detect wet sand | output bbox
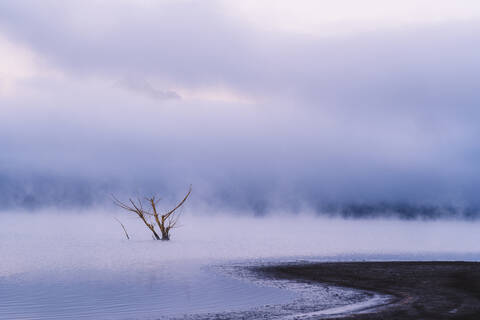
[254,261,480,319]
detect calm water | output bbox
[0,264,296,320]
[2,211,480,320]
[2,252,480,320]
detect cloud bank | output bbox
[1,1,480,217]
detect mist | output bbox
[2,210,479,278]
[3,3,480,320]
[1,1,480,218]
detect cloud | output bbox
[115,77,180,100]
[1,1,480,215]
[1,1,480,106]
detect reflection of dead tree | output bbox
[112,186,192,241]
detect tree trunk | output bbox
[161,232,170,241]
[152,231,161,240]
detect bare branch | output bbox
[114,217,130,240]
[112,186,191,241]
[162,185,192,220]
[112,194,161,240]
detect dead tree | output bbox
[114,217,130,240]
[112,186,192,241]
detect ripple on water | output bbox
[0,265,296,320]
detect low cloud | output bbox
[115,77,180,100]
[1,2,480,217]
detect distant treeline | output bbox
[1,173,479,219]
[319,203,480,220]
[0,173,102,209]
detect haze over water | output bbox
[1,1,480,319]
[1,1,480,215]
[1,212,479,319]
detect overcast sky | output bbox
[1,1,480,213]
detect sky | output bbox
[1,1,480,216]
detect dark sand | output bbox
[254,261,480,320]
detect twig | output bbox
[114,217,130,240]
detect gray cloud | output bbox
[115,77,180,100]
[1,2,480,106]
[1,1,480,217]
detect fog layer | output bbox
[2,211,480,277]
[1,1,480,216]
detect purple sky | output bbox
[1,1,480,213]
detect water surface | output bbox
[0,265,295,320]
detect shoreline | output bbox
[175,262,392,319]
[253,261,480,319]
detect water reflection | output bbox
[0,264,295,320]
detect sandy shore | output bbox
[253,261,480,319]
